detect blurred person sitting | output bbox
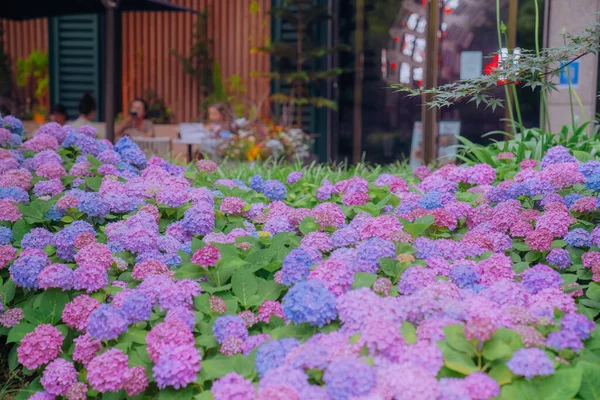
[49,103,68,125]
[207,102,233,139]
[115,97,154,138]
[70,93,97,128]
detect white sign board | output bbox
[460,51,483,80]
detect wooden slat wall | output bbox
[121,0,271,122]
[1,0,270,123]
[2,18,49,110]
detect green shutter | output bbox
[49,15,102,121]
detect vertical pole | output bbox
[353,0,365,164]
[104,5,116,143]
[422,0,439,165]
[504,0,518,134]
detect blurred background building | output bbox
[1,0,598,162]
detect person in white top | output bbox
[69,93,105,137]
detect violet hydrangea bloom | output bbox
[282,280,337,327]
[506,348,555,379]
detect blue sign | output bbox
[559,61,580,88]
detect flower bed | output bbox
[1,117,600,400]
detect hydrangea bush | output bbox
[1,117,600,399]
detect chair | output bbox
[131,136,172,159]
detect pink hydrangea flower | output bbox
[41,358,78,396]
[62,294,101,332]
[17,324,63,369]
[87,349,129,393]
[191,244,221,268]
[0,199,22,222]
[123,366,149,396]
[72,333,102,366]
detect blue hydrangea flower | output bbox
[255,338,300,377]
[53,220,96,261]
[563,194,583,209]
[283,280,337,327]
[2,115,24,136]
[526,179,556,196]
[521,264,563,294]
[181,205,214,236]
[262,180,287,201]
[250,175,264,192]
[45,205,65,222]
[585,174,600,192]
[396,200,420,214]
[507,348,555,379]
[0,187,29,203]
[486,187,510,203]
[121,292,153,324]
[578,161,600,178]
[449,265,481,291]
[419,191,444,210]
[507,182,531,199]
[331,226,359,248]
[21,228,54,250]
[281,247,314,285]
[546,330,583,352]
[564,228,592,248]
[541,146,575,168]
[0,226,12,245]
[9,252,49,289]
[561,313,595,340]
[546,248,572,270]
[87,304,129,340]
[213,315,248,344]
[356,237,396,273]
[323,358,376,400]
[78,192,110,218]
[74,135,100,156]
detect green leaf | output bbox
[0,279,16,304]
[22,308,49,325]
[256,278,283,301]
[380,258,403,278]
[38,289,70,325]
[488,364,514,385]
[400,321,417,344]
[196,334,218,349]
[213,263,239,286]
[537,366,582,400]
[524,251,541,263]
[352,272,378,289]
[102,390,126,400]
[158,385,194,400]
[482,337,513,361]
[12,219,31,245]
[512,262,528,274]
[199,354,256,381]
[194,392,214,400]
[578,361,600,400]
[443,324,475,355]
[270,323,314,340]
[299,216,319,235]
[7,323,36,343]
[497,379,540,400]
[85,176,103,191]
[587,283,600,302]
[121,328,147,345]
[231,268,258,306]
[440,342,479,375]
[574,150,594,162]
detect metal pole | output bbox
[104,4,116,143]
[422,0,439,165]
[352,0,364,164]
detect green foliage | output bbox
[144,89,173,124]
[171,10,213,112]
[252,0,348,126]
[15,50,48,102]
[392,22,600,111]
